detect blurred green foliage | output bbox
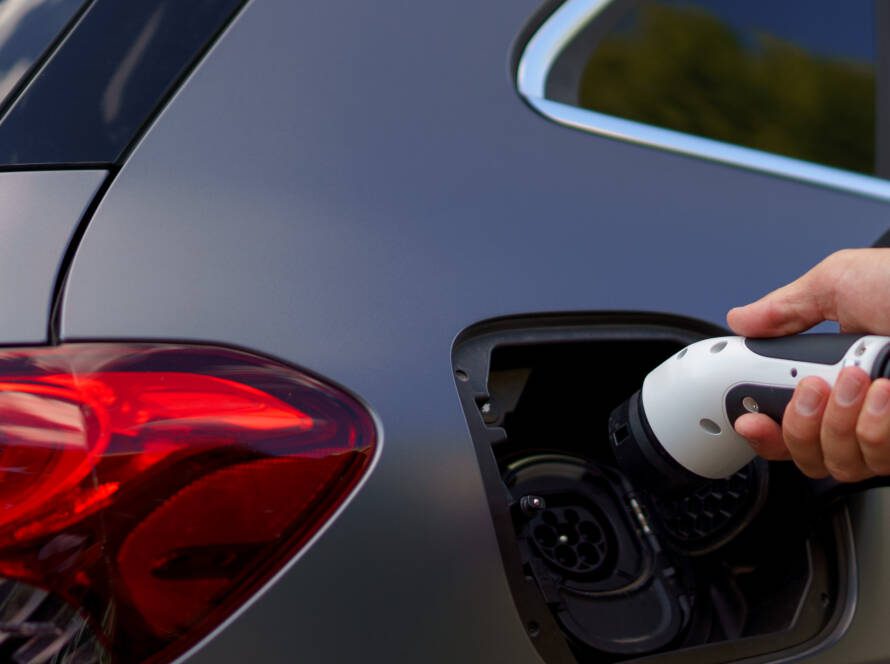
[578,3,875,174]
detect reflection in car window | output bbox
[547,0,878,176]
[0,0,246,166]
[0,0,86,104]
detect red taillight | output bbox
[0,343,377,662]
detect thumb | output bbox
[734,413,790,460]
[727,263,836,337]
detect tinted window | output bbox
[0,0,86,105]
[547,0,880,176]
[0,0,246,166]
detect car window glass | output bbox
[0,0,86,105]
[545,0,881,177]
[0,0,246,166]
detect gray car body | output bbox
[2,0,890,661]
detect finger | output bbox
[856,379,890,475]
[820,367,873,482]
[734,413,790,460]
[727,254,843,337]
[782,376,831,478]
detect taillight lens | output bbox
[0,343,377,662]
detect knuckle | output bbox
[823,460,867,483]
[822,417,854,439]
[866,460,890,476]
[856,423,889,449]
[825,249,853,267]
[783,418,816,446]
[760,300,790,331]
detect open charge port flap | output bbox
[452,313,855,664]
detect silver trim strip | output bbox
[516,0,890,202]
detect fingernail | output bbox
[866,386,890,415]
[836,371,866,406]
[796,383,824,416]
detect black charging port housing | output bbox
[452,312,855,664]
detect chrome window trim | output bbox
[516,0,890,202]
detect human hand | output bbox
[728,249,890,481]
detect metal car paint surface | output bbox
[0,170,104,345]
[46,0,890,662]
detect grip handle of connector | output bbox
[641,335,890,480]
[745,334,866,365]
[724,337,890,427]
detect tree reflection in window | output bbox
[574,2,875,175]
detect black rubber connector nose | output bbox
[871,342,890,380]
[608,391,708,496]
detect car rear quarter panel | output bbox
[0,169,104,345]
